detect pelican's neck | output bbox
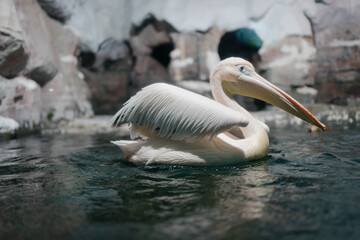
[210,74,252,119]
[211,79,239,110]
[210,71,259,137]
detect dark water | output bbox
[0,126,360,240]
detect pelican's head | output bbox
[211,57,327,131]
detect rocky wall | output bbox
[1,0,359,136]
[63,0,359,113]
[0,0,93,135]
[310,0,360,104]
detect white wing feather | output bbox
[111,83,249,142]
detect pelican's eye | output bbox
[237,65,251,75]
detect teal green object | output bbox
[235,28,263,51]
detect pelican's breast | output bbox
[215,125,269,161]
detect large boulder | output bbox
[78,37,134,114]
[131,55,170,94]
[24,61,58,87]
[0,76,42,128]
[130,24,171,56]
[128,20,175,94]
[169,33,199,81]
[169,27,222,82]
[82,68,131,115]
[36,0,74,22]
[0,33,28,78]
[197,27,223,81]
[92,38,132,71]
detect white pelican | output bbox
[111,57,327,166]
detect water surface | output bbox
[0,126,359,240]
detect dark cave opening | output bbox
[150,42,174,68]
[218,28,262,61]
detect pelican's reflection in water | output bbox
[101,162,275,239]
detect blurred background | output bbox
[0,0,359,134]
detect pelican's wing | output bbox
[111,83,249,142]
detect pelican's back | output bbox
[112,83,249,142]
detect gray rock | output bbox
[0,0,93,128]
[37,0,74,22]
[0,33,28,78]
[24,61,58,87]
[197,27,223,80]
[169,32,200,81]
[81,68,130,114]
[127,21,175,94]
[131,55,170,94]
[169,27,223,82]
[310,0,360,103]
[130,24,172,56]
[0,76,42,128]
[93,38,132,71]
[259,36,317,90]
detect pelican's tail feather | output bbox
[111,140,140,155]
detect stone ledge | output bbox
[252,104,360,131]
[1,104,358,140]
[41,115,129,135]
[43,104,360,136]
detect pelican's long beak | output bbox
[233,72,327,131]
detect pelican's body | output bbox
[111,58,327,166]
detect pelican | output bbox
[111,57,327,166]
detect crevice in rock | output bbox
[150,42,174,68]
[78,44,96,69]
[13,95,23,103]
[37,0,73,23]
